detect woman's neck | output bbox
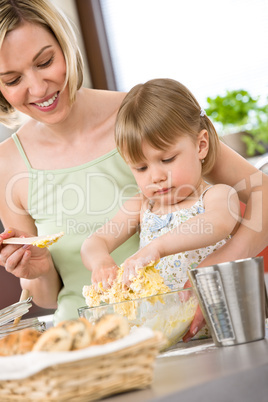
[15,88,120,169]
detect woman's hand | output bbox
[0,228,52,280]
[122,244,160,287]
[182,304,206,342]
[181,278,206,343]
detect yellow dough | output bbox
[32,231,64,248]
[83,261,170,308]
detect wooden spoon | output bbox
[3,232,64,248]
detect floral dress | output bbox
[140,187,230,290]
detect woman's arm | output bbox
[0,143,61,309]
[183,143,268,343]
[0,227,62,309]
[204,142,268,262]
[20,251,62,309]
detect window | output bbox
[99,0,268,108]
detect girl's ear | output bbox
[197,129,209,160]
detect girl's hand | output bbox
[91,263,118,291]
[0,228,52,280]
[122,244,160,287]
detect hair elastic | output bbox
[200,109,206,117]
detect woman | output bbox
[0,1,267,337]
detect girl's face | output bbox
[0,22,69,125]
[129,131,209,209]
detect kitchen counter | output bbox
[38,275,268,401]
[102,275,268,402]
[105,336,268,402]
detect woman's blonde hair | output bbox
[115,78,219,176]
[0,0,84,127]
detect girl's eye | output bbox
[162,156,176,163]
[37,55,54,68]
[136,166,147,172]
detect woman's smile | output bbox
[31,91,59,111]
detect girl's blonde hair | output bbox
[0,0,84,127]
[115,78,219,176]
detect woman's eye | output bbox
[2,56,54,86]
[4,77,21,86]
[38,55,54,68]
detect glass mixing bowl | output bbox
[78,288,198,350]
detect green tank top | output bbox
[12,133,139,324]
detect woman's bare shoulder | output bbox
[0,133,25,176]
[0,134,16,159]
[84,88,126,112]
[81,88,127,146]
[91,88,126,100]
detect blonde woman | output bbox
[0,1,267,338]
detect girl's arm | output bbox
[81,194,142,288]
[122,184,240,285]
[158,184,240,257]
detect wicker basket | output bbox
[0,331,163,402]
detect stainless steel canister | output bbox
[188,257,266,346]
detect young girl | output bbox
[81,78,241,291]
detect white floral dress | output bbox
[140,187,230,290]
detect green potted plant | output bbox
[205,89,268,157]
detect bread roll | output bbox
[0,332,19,356]
[57,317,93,350]
[0,316,129,355]
[32,326,73,352]
[93,314,130,345]
[0,328,42,356]
[17,328,42,354]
